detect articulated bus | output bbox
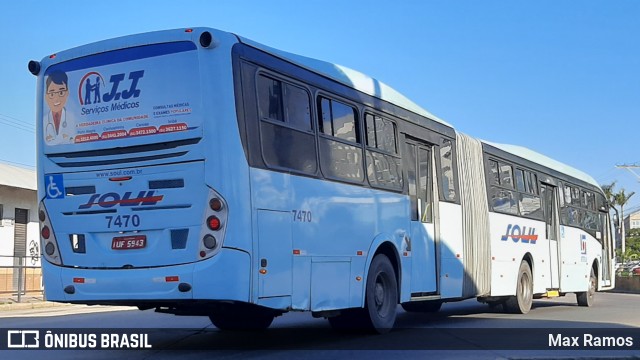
[30,27,615,333]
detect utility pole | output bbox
[616,163,639,258]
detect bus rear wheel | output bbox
[363,254,398,333]
[503,260,533,314]
[576,268,596,307]
[209,303,275,331]
[326,254,398,333]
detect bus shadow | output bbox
[151,304,638,351]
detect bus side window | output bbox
[515,168,526,192]
[258,74,312,132]
[439,139,457,201]
[406,143,418,221]
[318,97,359,143]
[488,160,500,185]
[317,96,363,182]
[257,75,283,121]
[256,74,317,175]
[283,83,312,131]
[527,172,538,195]
[498,162,514,189]
[418,147,433,223]
[365,113,402,190]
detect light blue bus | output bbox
[30,27,615,333]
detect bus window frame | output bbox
[436,137,459,203]
[363,110,403,191]
[315,91,365,185]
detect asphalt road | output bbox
[2,291,640,359]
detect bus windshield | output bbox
[41,41,203,153]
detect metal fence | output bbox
[0,255,43,302]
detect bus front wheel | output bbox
[503,260,533,314]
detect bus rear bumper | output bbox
[42,248,250,304]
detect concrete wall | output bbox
[0,185,39,267]
[612,276,640,294]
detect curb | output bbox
[0,300,73,312]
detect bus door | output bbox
[599,211,613,287]
[405,140,438,294]
[541,183,561,289]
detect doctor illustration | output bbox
[44,70,75,144]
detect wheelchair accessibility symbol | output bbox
[45,174,65,199]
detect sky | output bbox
[1,0,639,212]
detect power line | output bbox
[0,120,34,133]
[617,164,640,182]
[0,113,35,133]
[0,112,33,125]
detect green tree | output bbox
[602,182,637,259]
[602,181,617,208]
[616,248,637,265]
[627,229,640,255]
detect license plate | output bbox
[112,235,146,250]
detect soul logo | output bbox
[79,191,162,209]
[500,224,538,244]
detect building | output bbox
[624,209,640,235]
[0,162,40,294]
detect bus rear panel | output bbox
[37,29,250,307]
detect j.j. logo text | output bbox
[78,71,144,105]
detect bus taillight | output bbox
[203,235,217,249]
[39,202,63,265]
[45,242,56,256]
[209,198,223,212]
[199,189,228,260]
[207,216,221,231]
[41,226,50,239]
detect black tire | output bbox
[209,303,275,331]
[576,267,597,307]
[503,260,533,314]
[402,301,442,313]
[362,254,398,333]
